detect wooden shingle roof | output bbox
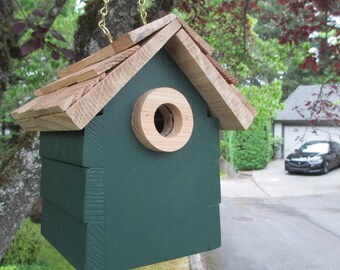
[12,14,256,131]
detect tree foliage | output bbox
[0,0,80,161]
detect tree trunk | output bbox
[0,133,40,259]
[0,0,175,260]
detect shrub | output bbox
[1,219,42,266]
[228,121,272,171]
[225,82,283,170]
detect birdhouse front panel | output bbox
[102,49,221,269]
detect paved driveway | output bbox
[193,160,340,270]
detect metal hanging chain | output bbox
[98,0,113,43]
[138,0,147,25]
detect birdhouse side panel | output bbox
[102,49,221,269]
[39,115,105,270]
[40,115,104,167]
[41,200,87,270]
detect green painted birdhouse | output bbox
[12,15,256,270]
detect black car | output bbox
[285,141,340,174]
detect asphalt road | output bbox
[195,160,340,270]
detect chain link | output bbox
[98,0,113,43]
[138,0,147,25]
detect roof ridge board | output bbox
[35,46,139,97]
[111,13,177,53]
[64,19,182,130]
[57,14,176,79]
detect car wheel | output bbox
[323,161,329,174]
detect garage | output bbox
[283,125,340,157]
[273,85,340,158]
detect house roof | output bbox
[276,84,340,122]
[12,14,256,131]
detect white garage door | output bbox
[283,125,340,157]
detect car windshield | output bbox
[300,142,329,154]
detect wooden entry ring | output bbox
[131,87,194,152]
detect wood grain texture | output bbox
[36,74,106,116]
[131,87,194,152]
[82,116,104,167]
[13,15,253,132]
[165,29,256,130]
[12,75,104,121]
[66,19,181,130]
[73,46,139,83]
[84,168,104,222]
[35,75,77,96]
[86,222,105,270]
[177,18,214,55]
[12,92,60,120]
[16,112,80,131]
[39,116,104,167]
[229,83,257,117]
[111,14,176,53]
[35,46,138,97]
[205,54,239,85]
[57,45,115,78]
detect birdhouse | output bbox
[12,15,256,270]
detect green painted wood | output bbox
[42,201,105,270]
[40,115,104,167]
[41,200,87,270]
[103,49,221,269]
[84,168,105,222]
[41,158,104,222]
[86,222,105,270]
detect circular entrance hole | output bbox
[131,87,193,152]
[154,105,174,137]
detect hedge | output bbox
[228,121,272,171]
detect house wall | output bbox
[273,123,283,158]
[103,49,221,269]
